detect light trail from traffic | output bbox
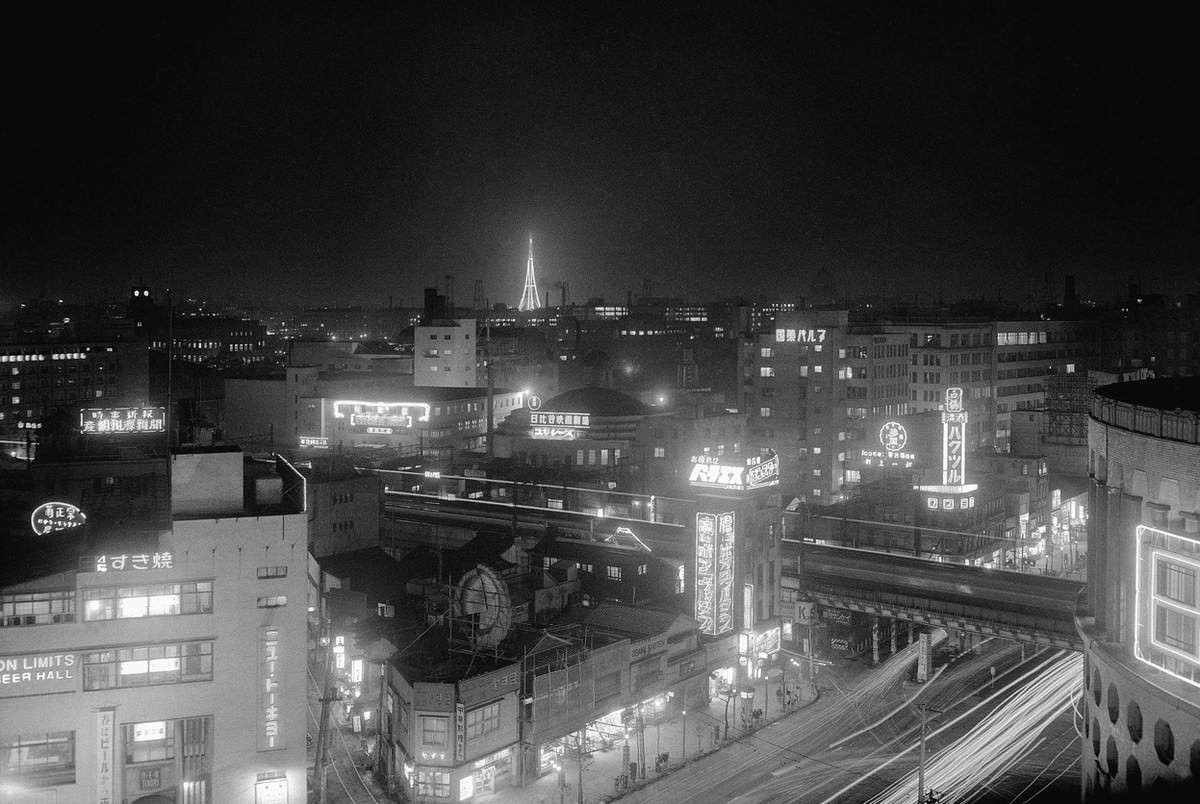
[860,652,1081,804]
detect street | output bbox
[614,636,1079,804]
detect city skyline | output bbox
[6,5,1197,311]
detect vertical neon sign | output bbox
[717,512,736,635]
[941,387,967,486]
[695,513,716,634]
[259,627,283,750]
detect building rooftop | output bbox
[578,602,689,638]
[1095,377,1200,413]
[543,386,647,417]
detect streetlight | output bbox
[681,708,687,763]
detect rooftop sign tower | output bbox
[517,235,541,312]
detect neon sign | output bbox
[333,400,429,433]
[717,513,735,634]
[925,493,975,511]
[695,513,716,634]
[530,412,589,428]
[695,511,736,636]
[81,407,166,435]
[299,435,330,448]
[531,427,580,441]
[688,451,779,492]
[862,422,916,467]
[775,328,827,343]
[880,421,907,451]
[81,552,173,572]
[941,388,967,486]
[259,627,283,750]
[30,501,87,535]
[1135,525,1200,689]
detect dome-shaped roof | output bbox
[542,386,648,417]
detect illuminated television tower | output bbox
[517,236,541,312]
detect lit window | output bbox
[83,582,212,621]
[607,566,623,581]
[653,447,665,458]
[84,641,213,689]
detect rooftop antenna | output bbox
[518,235,541,311]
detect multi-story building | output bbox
[0,446,310,803]
[415,320,478,388]
[0,341,150,451]
[742,310,911,504]
[992,318,1100,451]
[897,320,996,449]
[303,458,383,558]
[1079,377,1200,799]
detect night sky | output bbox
[5,3,1197,311]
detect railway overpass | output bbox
[371,471,1084,651]
[788,543,1085,651]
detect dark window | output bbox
[1154,719,1175,766]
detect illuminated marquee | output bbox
[299,435,330,448]
[688,450,779,492]
[81,407,166,435]
[30,501,87,535]
[775,328,827,343]
[753,624,782,657]
[530,411,589,427]
[530,411,590,440]
[333,400,429,434]
[941,387,967,486]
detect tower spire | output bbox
[518,235,541,312]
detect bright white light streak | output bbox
[860,652,1082,804]
[817,649,1073,804]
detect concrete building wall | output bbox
[0,510,310,804]
[1079,382,1200,799]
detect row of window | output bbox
[4,571,287,627]
[83,641,214,690]
[0,716,213,790]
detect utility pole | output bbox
[576,725,584,804]
[313,622,339,804]
[637,703,646,779]
[916,705,941,804]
